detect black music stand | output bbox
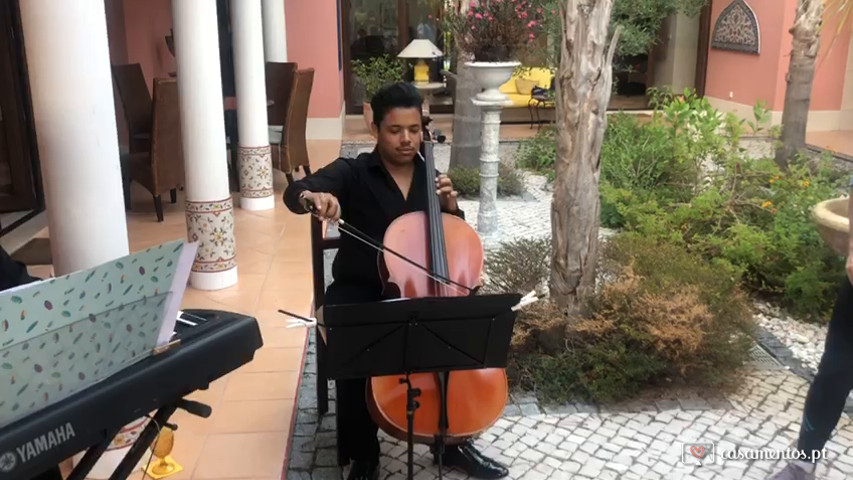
[317,292,522,480]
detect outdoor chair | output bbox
[126,77,185,222]
[112,63,152,154]
[273,68,315,184]
[310,214,347,465]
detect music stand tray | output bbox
[315,293,522,479]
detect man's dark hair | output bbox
[370,82,423,128]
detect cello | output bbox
[364,134,508,471]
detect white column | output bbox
[233,0,275,211]
[19,0,130,274]
[262,0,288,62]
[173,0,238,290]
[19,2,135,477]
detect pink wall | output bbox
[122,0,175,94]
[285,0,343,118]
[705,0,850,111]
[106,0,343,119]
[705,0,791,109]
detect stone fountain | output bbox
[812,197,849,256]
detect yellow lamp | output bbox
[398,39,443,84]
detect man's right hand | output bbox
[300,191,341,222]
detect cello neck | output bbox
[422,140,450,290]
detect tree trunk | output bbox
[549,0,619,314]
[775,0,824,170]
[448,0,481,170]
[449,59,483,169]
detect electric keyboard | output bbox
[0,309,263,480]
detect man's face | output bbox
[372,107,422,167]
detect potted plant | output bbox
[351,56,405,130]
[448,0,543,102]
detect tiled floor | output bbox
[31,140,341,480]
[806,129,853,158]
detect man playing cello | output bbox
[282,83,509,480]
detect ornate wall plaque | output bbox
[711,0,760,54]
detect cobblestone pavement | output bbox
[287,330,853,480]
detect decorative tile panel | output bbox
[239,145,274,199]
[711,0,760,54]
[185,198,237,274]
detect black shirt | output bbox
[283,148,464,294]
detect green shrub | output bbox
[483,236,551,294]
[506,234,754,404]
[599,89,847,323]
[448,163,525,197]
[515,126,556,179]
[620,152,847,322]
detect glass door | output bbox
[405,0,452,114]
[344,0,403,111]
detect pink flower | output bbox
[551,9,556,14]
[529,33,535,39]
[537,7,542,13]
[428,14,433,19]
[475,12,482,19]
[471,25,476,30]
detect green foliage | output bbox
[503,235,754,404]
[448,163,525,197]
[611,0,708,57]
[515,125,556,180]
[602,90,848,322]
[483,237,551,294]
[351,56,405,100]
[525,0,709,67]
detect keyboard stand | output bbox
[65,399,210,480]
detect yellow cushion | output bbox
[498,67,554,96]
[515,78,537,95]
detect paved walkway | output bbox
[287,330,853,480]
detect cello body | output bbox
[365,141,508,446]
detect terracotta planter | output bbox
[363,102,374,134]
[812,197,849,256]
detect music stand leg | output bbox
[401,374,421,480]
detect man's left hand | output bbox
[436,174,458,212]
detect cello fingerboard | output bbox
[423,141,450,294]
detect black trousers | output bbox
[797,277,853,461]
[325,281,383,465]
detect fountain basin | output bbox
[812,197,849,256]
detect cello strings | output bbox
[335,219,472,296]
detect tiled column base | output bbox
[239,145,274,211]
[185,197,238,290]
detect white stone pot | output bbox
[466,61,521,104]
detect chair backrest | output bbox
[149,77,185,193]
[311,216,340,313]
[111,64,152,140]
[265,61,298,127]
[282,68,314,171]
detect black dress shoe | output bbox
[435,440,509,479]
[346,460,380,480]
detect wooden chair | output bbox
[265,61,297,140]
[310,214,348,465]
[127,77,185,222]
[273,68,314,183]
[112,63,152,154]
